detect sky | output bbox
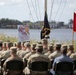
[0,0,76,23]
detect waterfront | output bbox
[0,29,76,42]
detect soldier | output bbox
[2,42,7,51]
[41,38,48,54]
[67,44,74,57]
[23,43,36,61]
[0,41,3,59]
[45,45,54,56]
[16,42,23,57]
[51,46,74,75]
[3,47,23,75]
[49,43,61,61]
[18,42,31,58]
[23,43,36,67]
[26,44,50,75]
[16,42,22,50]
[61,44,67,49]
[1,42,13,60]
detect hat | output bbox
[62,44,67,49]
[35,44,43,50]
[3,42,7,47]
[37,41,42,44]
[31,43,36,48]
[10,47,17,53]
[41,38,48,44]
[48,45,53,50]
[42,38,47,41]
[24,42,30,47]
[54,42,61,47]
[7,42,13,48]
[68,44,73,49]
[10,47,17,50]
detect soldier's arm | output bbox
[3,59,8,71]
[48,58,51,70]
[27,57,32,69]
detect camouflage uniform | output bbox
[48,51,61,60]
[27,53,50,75]
[17,42,31,58]
[1,50,10,59]
[41,38,48,54]
[45,51,51,56]
[48,43,61,60]
[67,44,74,57]
[23,51,36,61]
[3,47,23,75]
[70,52,76,60]
[18,49,30,58]
[24,43,50,75]
[45,45,53,56]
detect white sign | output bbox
[18,25,30,42]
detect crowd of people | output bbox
[0,39,76,75]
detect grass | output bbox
[0,34,17,42]
[0,34,76,50]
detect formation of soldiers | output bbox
[0,39,75,75]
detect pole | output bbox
[72,10,75,48]
[45,0,47,13]
[72,31,74,45]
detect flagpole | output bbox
[72,31,74,45]
[45,0,47,13]
[72,11,75,48]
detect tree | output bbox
[57,22,64,28]
[68,19,73,24]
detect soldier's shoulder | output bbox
[30,53,37,58]
[70,53,76,57]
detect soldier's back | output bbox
[27,53,50,75]
[23,51,36,60]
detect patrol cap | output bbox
[35,44,43,50]
[68,44,74,49]
[10,47,17,53]
[62,44,67,49]
[54,42,61,47]
[10,47,17,50]
[37,41,42,44]
[16,42,22,48]
[31,43,36,48]
[24,42,31,47]
[3,42,7,47]
[48,45,53,51]
[42,38,47,41]
[7,42,13,48]
[13,42,17,47]
[31,43,37,50]
[41,38,48,44]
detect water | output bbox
[0,29,76,42]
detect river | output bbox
[0,29,76,42]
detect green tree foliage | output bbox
[0,18,22,25]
